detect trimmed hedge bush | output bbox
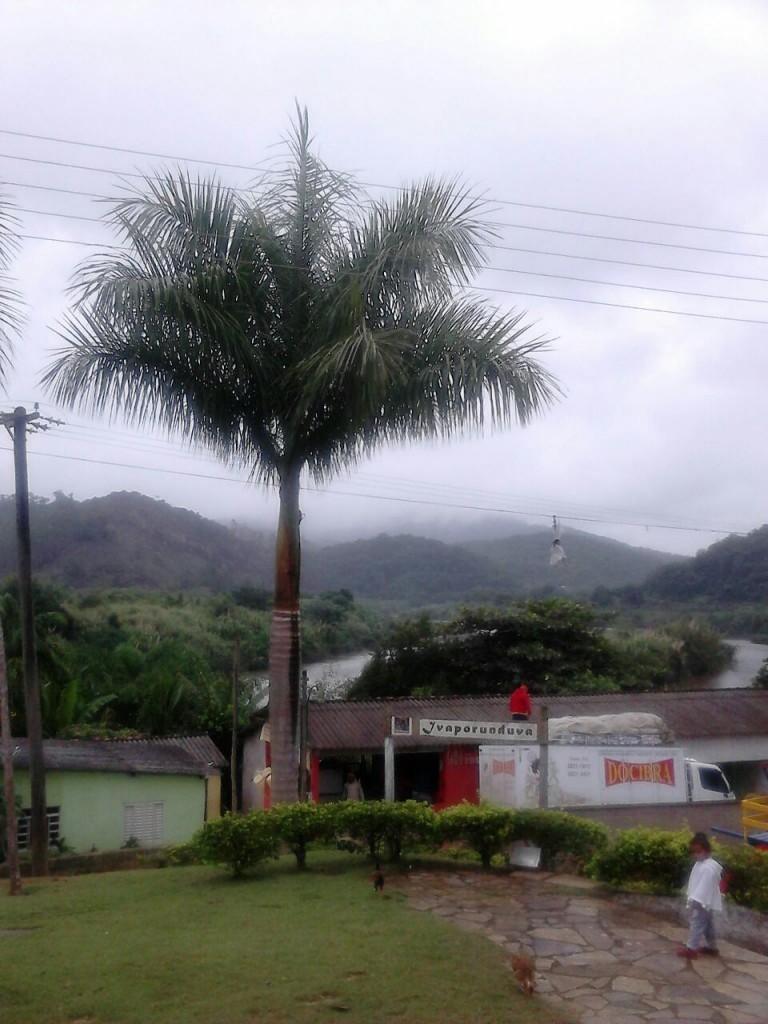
[719,844,768,913]
[513,810,609,871]
[268,802,335,869]
[587,826,691,894]
[588,825,768,913]
[437,802,517,869]
[193,811,280,877]
[332,800,436,866]
[189,802,622,888]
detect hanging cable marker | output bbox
[549,515,566,565]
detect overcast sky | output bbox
[1,0,767,558]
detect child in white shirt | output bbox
[677,831,722,959]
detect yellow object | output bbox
[741,793,768,842]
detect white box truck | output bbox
[479,713,734,809]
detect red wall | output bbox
[435,745,479,809]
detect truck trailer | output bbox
[479,713,734,809]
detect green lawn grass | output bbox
[0,853,571,1024]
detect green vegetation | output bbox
[0,578,381,740]
[335,799,438,866]
[438,802,519,869]
[587,825,768,912]
[0,492,681,605]
[0,856,568,1024]
[0,491,275,592]
[192,802,608,878]
[605,525,768,643]
[587,826,691,894]
[349,600,732,698]
[753,657,768,688]
[642,526,768,605]
[192,810,280,877]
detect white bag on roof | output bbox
[548,712,674,744]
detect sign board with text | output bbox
[418,719,537,742]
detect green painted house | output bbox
[7,736,226,854]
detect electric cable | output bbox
[0,442,751,539]
[3,125,767,238]
[9,181,768,281]
[13,207,768,305]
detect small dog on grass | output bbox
[510,952,536,996]
[372,870,385,891]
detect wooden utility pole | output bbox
[231,636,240,813]
[298,670,309,802]
[1,406,47,875]
[0,617,22,894]
[539,704,549,809]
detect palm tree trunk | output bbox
[1,619,23,894]
[268,463,302,804]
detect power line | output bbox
[350,470,748,531]
[1,150,167,181]
[16,229,768,323]
[12,411,748,533]
[35,417,754,531]
[495,246,768,285]
[3,125,767,239]
[0,127,273,173]
[485,221,768,260]
[13,207,768,305]
[3,180,106,201]
[16,206,102,223]
[465,285,768,326]
[489,266,768,304]
[10,179,768,282]
[6,153,768,257]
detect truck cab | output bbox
[685,759,735,802]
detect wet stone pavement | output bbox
[393,870,768,1024]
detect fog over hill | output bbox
[0,491,686,604]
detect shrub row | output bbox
[587,826,768,913]
[191,800,609,877]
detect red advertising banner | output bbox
[604,756,676,787]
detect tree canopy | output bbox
[348,599,733,698]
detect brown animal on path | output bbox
[372,870,385,891]
[510,952,536,995]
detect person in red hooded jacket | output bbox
[509,684,531,721]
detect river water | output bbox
[304,639,768,695]
[303,651,373,695]
[701,639,767,689]
[253,639,767,703]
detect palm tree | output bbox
[43,111,560,803]
[0,192,22,386]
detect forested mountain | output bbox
[640,526,768,603]
[0,491,273,590]
[301,530,678,603]
[0,490,681,602]
[302,534,500,603]
[460,530,678,597]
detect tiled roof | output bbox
[307,689,768,752]
[9,735,227,776]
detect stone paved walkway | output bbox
[394,870,768,1024]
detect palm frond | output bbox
[255,105,360,274]
[288,298,559,480]
[345,178,494,310]
[42,116,559,491]
[0,192,23,384]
